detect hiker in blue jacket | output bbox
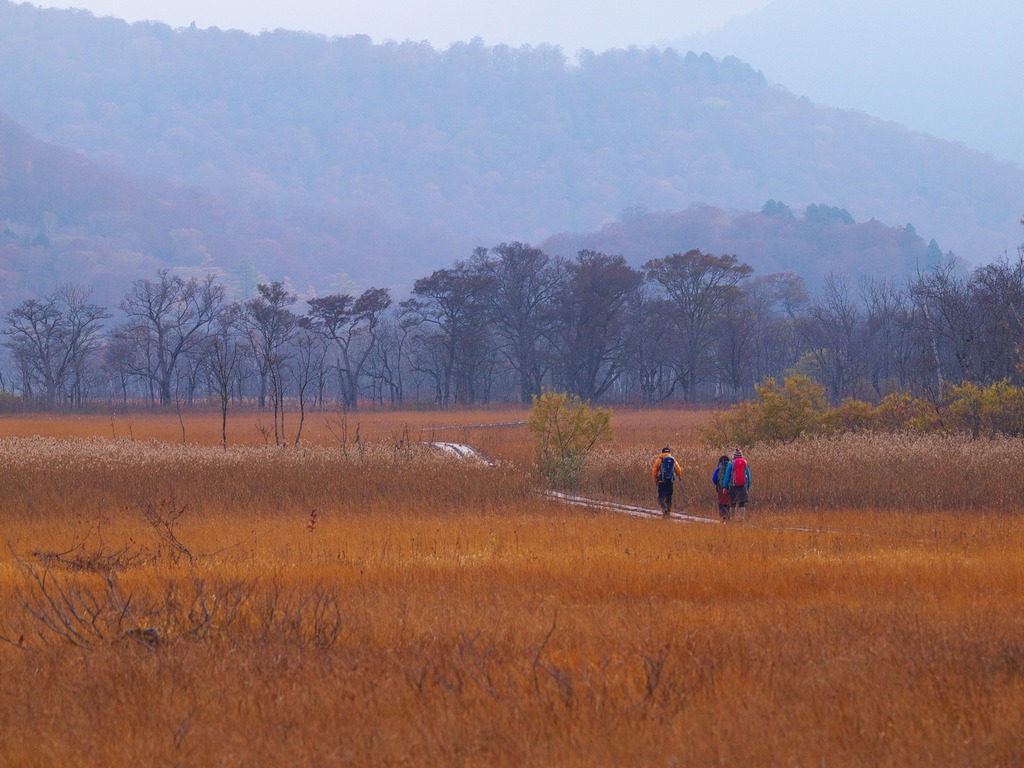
[723,448,752,521]
[712,454,732,520]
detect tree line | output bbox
[3,236,1024,427]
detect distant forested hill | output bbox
[0,108,478,307]
[0,107,941,310]
[543,203,946,291]
[0,0,1022,298]
[0,111,201,306]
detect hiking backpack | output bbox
[715,460,729,489]
[731,457,747,486]
[658,454,676,483]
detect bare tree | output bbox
[116,271,225,405]
[366,313,413,406]
[800,272,866,402]
[624,287,678,403]
[909,262,980,397]
[290,322,329,445]
[862,277,916,397]
[472,242,562,404]
[713,294,757,400]
[644,249,753,400]
[970,254,1024,384]
[3,284,109,407]
[744,272,809,387]
[203,303,246,448]
[404,264,495,405]
[306,287,392,410]
[241,282,297,445]
[552,250,641,400]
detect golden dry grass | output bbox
[0,408,1022,766]
[0,403,707,447]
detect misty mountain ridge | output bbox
[0,0,1022,303]
[0,109,951,308]
[672,0,1024,167]
[0,110,457,307]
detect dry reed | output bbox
[0,410,1021,766]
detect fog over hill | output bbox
[0,0,1022,301]
[0,108,943,310]
[672,0,1024,167]
[542,203,946,292]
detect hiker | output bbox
[651,446,682,517]
[711,454,732,521]
[723,448,752,521]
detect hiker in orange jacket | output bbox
[651,446,683,518]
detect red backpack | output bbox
[731,457,747,486]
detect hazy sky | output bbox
[39,0,772,52]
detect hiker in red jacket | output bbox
[651,446,683,517]
[723,448,752,521]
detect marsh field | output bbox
[1,407,1022,767]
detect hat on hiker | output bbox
[734,449,743,457]
[662,446,671,453]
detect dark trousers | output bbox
[657,481,675,513]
